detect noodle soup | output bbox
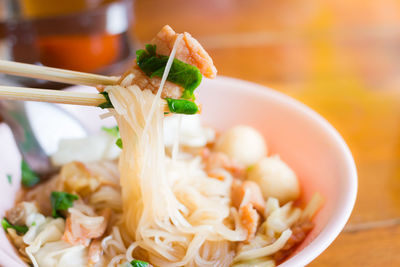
[0,26,332,267]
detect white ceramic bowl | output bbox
[0,76,357,266]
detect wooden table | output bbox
[135,0,400,266]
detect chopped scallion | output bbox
[1,218,28,234]
[21,160,39,187]
[165,98,199,115]
[50,191,78,218]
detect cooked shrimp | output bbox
[62,216,88,246]
[273,219,314,263]
[62,207,111,247]
[232,179,264,240]
[204,150,246,179]
[239,203,260,241]
[118,25,217,99]
[60,161,119,197]
[151,25,217,79]
[119,66,182,99]
[231,180,265,213]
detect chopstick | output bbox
[0,60,120,86]
[0,85,171,112]
[0,85,106,106]
[0,60,170,112]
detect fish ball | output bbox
[247,156,299,203]
[215,125,267,166]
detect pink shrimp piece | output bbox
[62,208,111,247]
[239,203,260,241]
[151,25,217,79]
[231,179,265,213]
[118,25,217,99]
[204,151,246,179]
[119,66,182,99]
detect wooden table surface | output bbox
[135,0,400,266]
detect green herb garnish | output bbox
[98,92,114,109]
[130,260,149,267]
[102,126,119,137]
[21,160,39,187]
[1,218,28,234]
[115,138,123,149]
[102,126,123,149]
[6,174,12,184]
[50,191,78,218]
[136,44,202,100]
[165,98,199,115]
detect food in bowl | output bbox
[2,26,322,267]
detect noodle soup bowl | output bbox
[0,76,357,266]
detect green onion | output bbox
[130,260,149,267]
[165,98,199,115]
[1,218,28,234]
[21,160,39,187]
[102,126,119,138]
[50,191,78,218]
[136,44,202,100]
[102,126,123,149]
[116,138,123,149]
[6,174,12,184]
[98,92,114,109]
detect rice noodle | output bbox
[104,35,245,266]
[233,229,292,263]
[172,115,182,161]
[107,254,125,267]
[126,242,140,262]
[301,193,324,221]
[143,34,183,136]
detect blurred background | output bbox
[0,0,136,87]
[1,0,400,265]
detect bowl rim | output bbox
[209,76,358,266]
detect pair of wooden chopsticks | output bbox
[0,60,120,106]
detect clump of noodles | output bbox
[104,37,246,266]
[232,194,323,266]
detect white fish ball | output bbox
[215,125,267,166]
[247,156,300,203]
